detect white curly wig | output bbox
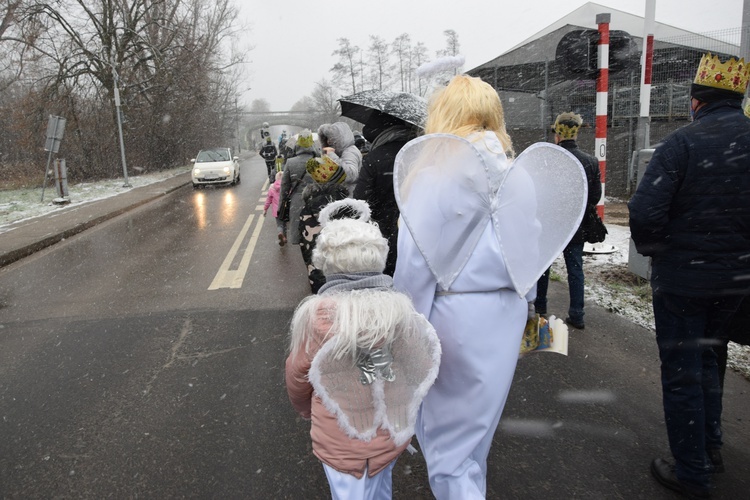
[312,199,388,275]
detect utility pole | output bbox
[111,62,131,187]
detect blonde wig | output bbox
[424,74,514,157]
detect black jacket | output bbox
[259,143,277,162]
[629,99,750,296]
[558,139,602,245]
[353,126,416,275]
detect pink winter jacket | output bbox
[264,180,281,218]
[285,297,410,479]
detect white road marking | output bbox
[208,209,265,290]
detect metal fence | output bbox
[503,27,747,197]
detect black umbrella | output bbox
[339,90,428,129]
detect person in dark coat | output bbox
[259,136,278,184]
[534,112,601,329]
[279,131,316,247]
[629,53,750,499]
[299,156,349,293]
[353,111,420,276]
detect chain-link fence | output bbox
[474,27,747,198]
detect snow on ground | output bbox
[547,224,750,381]
[1,173,748,380]
[0,167,190,230]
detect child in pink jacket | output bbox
[264,171,287,246]
[285,199,440,499]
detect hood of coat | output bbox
[318,122,355,154]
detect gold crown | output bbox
[693,53,750,94]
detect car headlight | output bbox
[193,168,201,175]
[223,166,231,174]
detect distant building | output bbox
[467,1,741,197]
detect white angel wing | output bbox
[309,312,441,445]
[394,134,491,290]
[309,341,380,442]
[493,143,587,296]
[381,313,441,445]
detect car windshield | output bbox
[196,149,230,162]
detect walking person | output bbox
[393,74,585,498]
[263,171,287,246]
[285,199,441,500]
[279,130,316,249]
[299,155,349,293]
[629,53,750,499]
[318,122,363,196]
[353,110,420,276]
[259,136,278,185]
[534,112,602,329]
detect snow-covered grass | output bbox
[0,166,190,230]
[547,224,750,381]
[1,174,748,381]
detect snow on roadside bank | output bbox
[0,166,190,231]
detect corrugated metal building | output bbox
[467,1,741,197]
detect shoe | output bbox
[650,458,711,499]
[278,233,286,247]
[707,449,724,474]
[565,317,585,330]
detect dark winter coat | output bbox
[353,125,417,275]
[279,147,316,245]
[259,143,278,163]
[628,99,750,297]
[558,139,602,245]
[299,182,350,293]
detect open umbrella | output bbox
[339,90,428,129]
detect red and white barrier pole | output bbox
[637,0,655,150]
[595,13,610,220]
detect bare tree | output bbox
[392,33,411,92]
[411,41,430,96]
[331,38,360,95]
[310,79,341,125]
[250,98,271,113]
[3,0,246,177]
[367,35,390,91]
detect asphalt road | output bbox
[1,155,748,499]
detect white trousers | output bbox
[323,461,396,500]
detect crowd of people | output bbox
[264,52,750,499]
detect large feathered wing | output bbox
[493,143,587,296]
[308,312,441,446]
[394,134,492,290]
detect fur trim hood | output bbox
[318,122,356,154]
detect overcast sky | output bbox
[237,0,743,110]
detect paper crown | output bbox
[552,112,583,140]
[693,53,750,94]
[306,155,346,184]
[296,130,314,148]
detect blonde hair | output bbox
[424,74,514,156]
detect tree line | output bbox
[0,0,245,185]
[0,1,460,186]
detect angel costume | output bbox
[285,200,441,499]
[393,132,587,498]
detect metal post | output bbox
[112,65,131,187]
[636,0,656,150]
[595,13,610,221]
[235,96,241,153]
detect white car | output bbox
[191,148,240,187]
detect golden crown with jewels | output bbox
[693,53,750,94]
